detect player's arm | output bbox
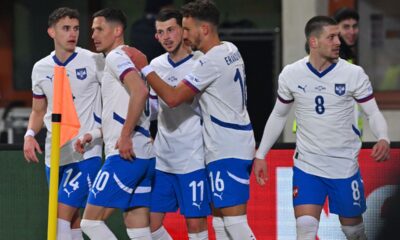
[123,46,196,107]
[358,98,390,161]
[23,97,46,163]
[116,70,149,160]
[254,99,293,186]
[145,71,196,108]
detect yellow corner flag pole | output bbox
[47,66,64,240]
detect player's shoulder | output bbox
[281,56,308,75]
[76,47,104,65]
[32,53,54,72]
[150,52,169,67]
[191,50,203,61]
[337,58,364,72]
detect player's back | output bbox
[184,41,255,163]
[101,45,153,159]
[31,47,104,166]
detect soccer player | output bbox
[23,7,103,240]
[78,8,155,240]
[146,9,210,240]
[124,1,256,239]
[253,16,390,240]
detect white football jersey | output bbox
[101,45,154,159]
[278,57,374,178]
[150,51,204,174]
[31,47,104,167]
[182,41,255,164]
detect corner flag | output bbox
[47,66,80,240]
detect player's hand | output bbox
[23,136,42,163]
[115,135,135,160]
[371,139,390,162]
[253,158,268,186]
[74,133,93,154]
[122,46,148,71]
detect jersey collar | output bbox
[306,61,337,78]
[167,54,193,68]
[52,52,78,66]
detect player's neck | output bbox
[200,35,221,53]
[308,54,337,72]
[54,48,76,63]
[168,44,192,63]
[105,38,125,55]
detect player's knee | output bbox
[223,215,256,240]
[296,215,319,240]
[186,218,207,233]
[341,222,367,240]
[80,219,117,240]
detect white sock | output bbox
[224,215,256,240]
[296,215,319,240]
[151,226,173,240]
[71,228,84,240]
[80,219,117,240]
[188,230,208,240]
[127,227,152,240]
[57,218,72,240]
[212,217,230,240]
[341,222,367,240]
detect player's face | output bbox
[316,25,341,60]
[182,17,202,52]
[155,18,183,54]
[338,18,359,46]
[91,16,116,54]
[49,17,79,53]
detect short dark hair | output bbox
[93,8,127,30]
[181,0,219,27]
[156,9,183,27]
[48,7,79,27]
[333,7,359,23]
[305,16,337,40]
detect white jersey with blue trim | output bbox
[101,45,154,159]
[182,41,255,164]
[278,57,374,178]
[31,47,104,167]
[150,51,204,174]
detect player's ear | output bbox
[47,27,55,39]
[309,36,317,49]
[154,33,159,40]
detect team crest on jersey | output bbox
[76,68,87,80]
[334,84,346,96]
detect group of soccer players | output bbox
[23,0,390,239]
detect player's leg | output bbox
[150,212,172,240]
[81,155,148,239]
[327,169,367,240]
[177,169,211,239]
[207,158,255,240]
[125,157,155,239]
[149,170,177,239]
[70,209,83,240]
[292,167,327,240]
[212,208,230,240]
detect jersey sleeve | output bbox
[182,57,221,93]
[353,67,374,103]
[106,50,138,82]
[31,64,45,98]
[276,69,294,103]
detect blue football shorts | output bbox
[151,168,211,217]
[292,167,366,217]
